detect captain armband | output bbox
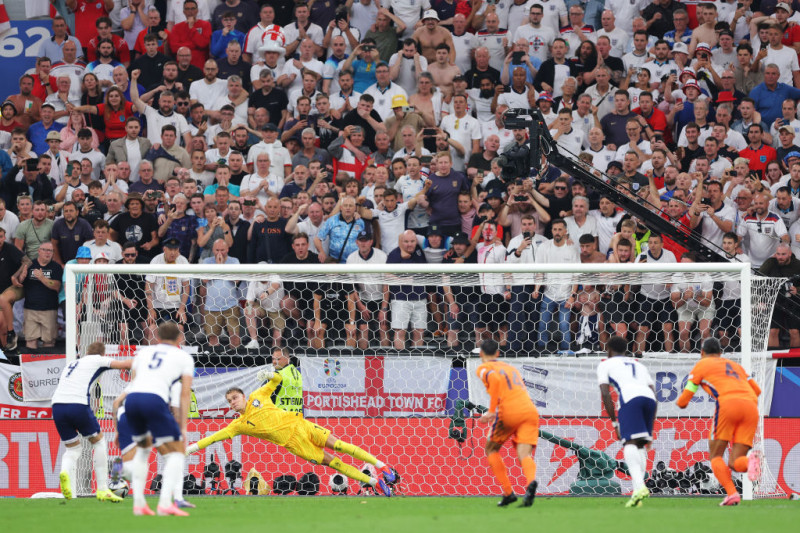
[684,381,699,393]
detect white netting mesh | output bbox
[63,263,787,499]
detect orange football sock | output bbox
[711,457,737,496]
[487,453,513,496]
[733,456,749,473]
[520,456,537,485]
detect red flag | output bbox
[0,0,10,38]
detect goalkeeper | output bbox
[186,370,396,496]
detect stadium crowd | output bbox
[1,0,800,356]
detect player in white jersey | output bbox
[597,336,657,508]
[124,322,194,516]
[51,342,132,502]
[111,380,194,509]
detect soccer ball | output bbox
[329,473,349,495]
[109,479,129,498]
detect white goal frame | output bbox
[65,260,764,499]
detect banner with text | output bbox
[2,417,798,498]
[0,365,51,419]
[300,355,452,417]
[466,356,777,418]
[20,354,66,402]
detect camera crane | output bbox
[503,108,732,263]
[502,108,800,325]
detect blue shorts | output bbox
[52,403,101,444]
[618,396,657,442]
[116,409,135,455]
[124,392,181,446]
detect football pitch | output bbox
[3,496,797,533]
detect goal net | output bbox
[63,262,787,499]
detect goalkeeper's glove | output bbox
[186,443,200,456]
[256,369,275,382]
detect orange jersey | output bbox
[687,357,759,404]
[476,360,537,418]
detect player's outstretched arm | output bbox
[255,370,283,394]
[185,426,237,455]
[748,378,762,397]
[676,381,697,409]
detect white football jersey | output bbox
[51,355,113,406]
[127,344,194,403]
[596,356,655,404]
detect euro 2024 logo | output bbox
[323,358,341,378]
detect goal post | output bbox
[63,261,786,499]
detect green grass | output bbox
[3,496,797,533]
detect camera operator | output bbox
[759,243,800,348]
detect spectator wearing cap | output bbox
[50,201,94,267]
[385,94,426,149]
[27,104,61,156]
[41,131,68,185]
[22,240,62,350]
[411,10,454,64]
[145,237,191,342]
[668,42,690,72]
[750,64,800,127]
[346,230,390,348]
[111,195,160,261]
[775,125,800,163]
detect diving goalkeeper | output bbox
[185,371,396,496]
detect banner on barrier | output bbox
[1,417,798,498]
[466,357,777,417]
[300,355,451,417]
[0,365,51,419]
[20,354,66,402]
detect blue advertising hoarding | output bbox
[0,20,54,101]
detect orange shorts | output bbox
[712,398,758,446]
[489,408,540,446]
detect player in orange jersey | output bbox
[676,338,762,507]
[475,339,539,507]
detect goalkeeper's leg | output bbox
[322,452,391,497]
[326,434,396,483]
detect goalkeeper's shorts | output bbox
[284,419,331,464]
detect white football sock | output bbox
[131,446,151,508]
[159,452,183,509]
[92,437,109,491]
[122,461,133,482]
[639,447,648,478]
[61,445,81,493]
[173,459,185,502]
[375,460,386,469]
[624,444,644,492]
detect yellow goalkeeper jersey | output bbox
[197,374,304,449]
